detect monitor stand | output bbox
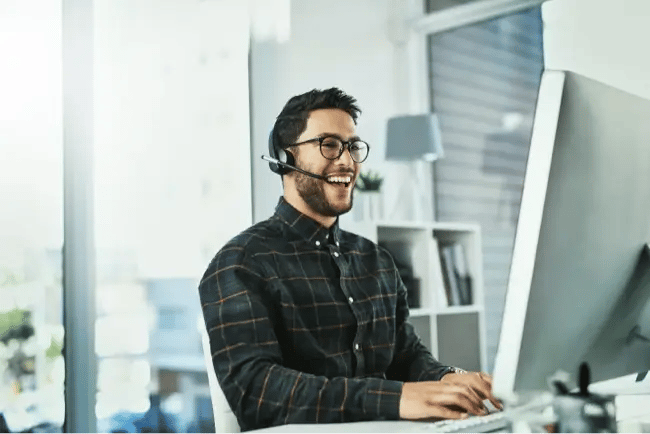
[628,325,649,382]
[630,243,650,385]
[581,243,650,380]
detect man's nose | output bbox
[338,144,355,166]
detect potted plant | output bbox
[355,170,383,192]
[355,170,384,220]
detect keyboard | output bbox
[422,394,556,433]
[424,412,512,433]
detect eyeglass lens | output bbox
[320,137,369,163]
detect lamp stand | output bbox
[413,159,435,221]
[388,160,435,222]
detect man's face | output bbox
[288,108,361,218]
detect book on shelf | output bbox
[380,242,421,308]
[451,243,473,305]
[439,244,461,306]
[430,236,449,307]
[438,242,473,306]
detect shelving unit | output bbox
[340,217,488,373]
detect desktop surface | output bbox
[247,381,650,433]
[252,417,510,433]
[252,397,547,434]
[251,389,650,433]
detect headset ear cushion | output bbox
[278,148,295,166]
[268,129,286,175]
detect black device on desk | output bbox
[0,413,9,433]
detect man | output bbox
[199,88,501,431]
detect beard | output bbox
[295,171,354,217]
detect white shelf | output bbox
[371,220,481,232]
[409,307,433,317]
[437,305,484,315]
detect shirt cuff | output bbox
[416,365,456,381]
[363,379,403,420]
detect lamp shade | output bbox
[385,114,444,161]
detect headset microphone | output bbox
[261,155,328,181]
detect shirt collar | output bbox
[274,197,341,247]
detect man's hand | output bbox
[440,371,502,412]
[399,372,502,420]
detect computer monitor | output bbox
[492,70,650,402]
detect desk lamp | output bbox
[385,114,444,220]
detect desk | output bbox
[255,420,453,433]
[590,373,650,432]
[616,394,650,432]
[254,389,650,433]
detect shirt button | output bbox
[348,296,354,303]
[355,343,361,351]
[315,240,321,247]
[336,241,340,247]
[333,252,340,257]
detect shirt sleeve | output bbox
[385,266,454,382]
[198,242,403,431]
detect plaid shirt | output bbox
[199,197,452,431]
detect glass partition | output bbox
[426,3,544,372]
[0,1,65,431]
[93,1,251,431]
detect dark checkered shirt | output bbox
[199,197,452,431]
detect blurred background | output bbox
[1,0,649,432]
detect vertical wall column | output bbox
[249,39,287,223]
[386,0,436,221]
[62,0,97,431]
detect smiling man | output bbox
[199,88,500,431]
[282,106,360,225]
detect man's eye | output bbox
[322,141,340,149]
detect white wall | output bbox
[250,0,415,222]
[94,0,252,278]
[0,1,63,262]
[543,0,650,100]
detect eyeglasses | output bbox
[288,135,370,163]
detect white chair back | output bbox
[201,329,240,433]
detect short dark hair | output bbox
[273,87,361,150]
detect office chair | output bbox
[201,329,240,433]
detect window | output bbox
[0,1,65,431]
[93,1,252,432]
[427,3,544,371]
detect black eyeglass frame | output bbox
[287,135,370,163]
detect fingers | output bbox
[478,372,493,387]
[427,406,470,421]
[438,383,488,416]
[444,371,503,412]
[400,379,504,421]
[485,394,504,411]
[472,373,494,401]
[475,372,503,410]
[400,381,486,420]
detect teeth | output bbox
[327,176,352,184]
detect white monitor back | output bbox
[493,70,650,401]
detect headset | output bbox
[262,125,327,180]
[266,127,294,175]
